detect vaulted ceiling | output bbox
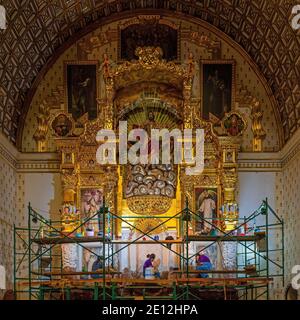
[0,0,299,147]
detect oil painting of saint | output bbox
[66,63,98,121]
[195,188,218,234]
[202,62,234,121]
[121,23,178,61]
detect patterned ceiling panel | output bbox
[0,0,299,145]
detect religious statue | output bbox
[125,110,177,202]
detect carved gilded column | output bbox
[56,139,79,206]
[103,167,119,236]
[101,54,115,130]
[61,169,78,204]
[183,53,195,129]
[104,78,114,130]
[219,137,241,230]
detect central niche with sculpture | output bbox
[121,93,180,214]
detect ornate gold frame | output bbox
[63,60,100,118]
[49,46,244,233]
[193,185,222,212]
[117,15,181,62]
[199,59,236,120]
[62,152,75,166]
[49,111,75,137]
[193,185,222,232]
[221,110,247,137]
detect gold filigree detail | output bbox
[127,196,172,215]
[119,15,178,31]
[80,174,103,187]
[133,218,166,235]
[251,99,266,152]
[33,101,50,152]
[135,46,163,67]
[62,169,78,189]
[81,117,104,145]
[188,31,221,57]
[110,46,193,91]
[77,30,114,59]
[237,87,266,151]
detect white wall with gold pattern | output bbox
[22,15,280,153]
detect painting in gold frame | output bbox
[62,152,75,168]
[194,186,219,233]
[64,61,99,121]
[200,60,236,122]
[118,18,180,62]
[223,150,236,164]
[80,188,104,219]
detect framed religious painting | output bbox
[80,188,104,219]
[194,187,218,234]
[200,60,236,122]
[62,152,75,169]
[65,61,99,121]
[119,21,179,61]
[223,150,236,164]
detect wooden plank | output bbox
[184,234,265,242]
[33,235,265,245]
[111,240,182,244]
[171,269,251,274]
[33,237,182,245]
[32,270,121,276]
[16,277,272,289]
[33,236,106,245]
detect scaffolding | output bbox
[13,198,284,300]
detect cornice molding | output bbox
[17,152,60,172]
[237,152,281,172]
[0,133,60,172]
[1,128,300,172]
[237,127,300,171]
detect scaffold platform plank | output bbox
[184,234,265,242]
[33,237,183,245]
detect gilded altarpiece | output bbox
[49,45,246,236]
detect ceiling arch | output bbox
[0,0,299,147]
